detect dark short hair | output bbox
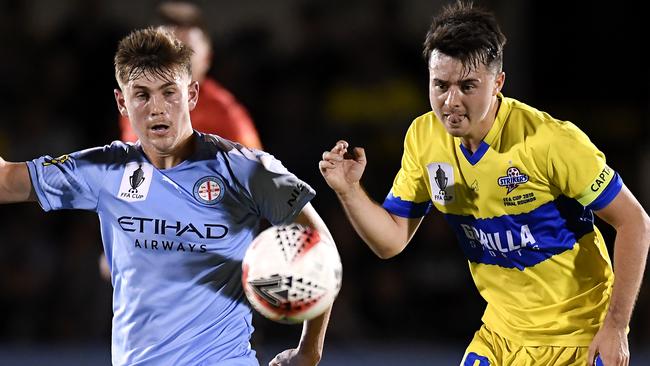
[114,26,193,86]
[423,1,506,74]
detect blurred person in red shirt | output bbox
[118,0,262,149]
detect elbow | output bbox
[372,245,405,260]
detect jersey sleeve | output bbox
[244,151,316,225]
[382,121,433,218]
[547,121,622,211]
[27,143,122,212]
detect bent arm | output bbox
[289,203,336,363]
[336,183,423,259]
[595,185,650,330]
[0,159,36,203]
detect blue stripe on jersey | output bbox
[383,192,432,218]
[459,141,490,166]
[587,172,623,211]
[445,196,594,270]
[463,352,490,365]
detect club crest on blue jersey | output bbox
[193,176,225,205]
[497,167,529,194]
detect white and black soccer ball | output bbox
[242,224,342,324]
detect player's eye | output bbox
[434,81,448,91]
[135,93,148,100]
[461,83,476,92]
[163,89,176,96]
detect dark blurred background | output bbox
[0,0,648,365]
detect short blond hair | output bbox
[114,26,193,86]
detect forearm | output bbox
[336,183,411,259]
[0,160,35,203]
[291,204,335,360]
[605,209,650,328]
[296,306,331,360]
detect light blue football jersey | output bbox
[27,132,316,365]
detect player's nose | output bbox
[445,87,462,108]
[149,94,165,116]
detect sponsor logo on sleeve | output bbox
[287,183,306,207]
[42,154,70,166]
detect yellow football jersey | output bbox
[383,94,622,346]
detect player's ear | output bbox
[188,81,199,111]
[494,71,505,95]
[114,88,129,117]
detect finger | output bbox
[349,147,366,163]
[322,150,344,161]
[334,140,349,153]
[319,160,337,172]
[587,347,596,366]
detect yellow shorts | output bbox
[461,325,603,366]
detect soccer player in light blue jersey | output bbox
[320,2,649,366]
[0,27,335,366]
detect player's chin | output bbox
[145,135,176,151]
[444,124,468,137]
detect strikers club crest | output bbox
[193,176,225,205]
[497,167,529,194]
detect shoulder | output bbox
[503,97,588,141]
[407,111,444,136]
[199,133,270,168]
[71,140,136,166]
[404,111,448,149]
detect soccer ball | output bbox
[242,224,342,324]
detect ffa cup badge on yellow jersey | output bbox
[118,162,154,202]
[427,162,454,204]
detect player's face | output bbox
[428,50,504,143]
[115,71,198,155]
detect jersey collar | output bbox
[482,93,510,147]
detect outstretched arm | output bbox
[588,185,650,366]
[269,203,335,366]
[0,158,36,203]
[319,141,422,259]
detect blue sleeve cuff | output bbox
[587,172,623,211]
[382,192,432,218]
[26,160,53,212]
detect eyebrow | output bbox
[132,81,177,91]
[433,77,480,84]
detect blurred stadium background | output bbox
[0,0,648,364]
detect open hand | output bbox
[318,140,367,195]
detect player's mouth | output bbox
[444,113,467,125]
[149,123,171,136]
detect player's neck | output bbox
[460,96,501,153]
[142,132,196,170]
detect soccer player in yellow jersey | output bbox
[319,2,649,365]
